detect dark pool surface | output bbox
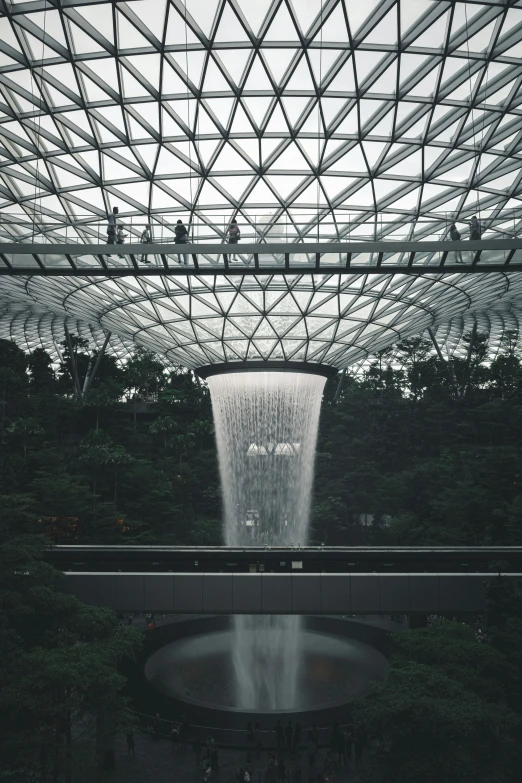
[144,628,388,713]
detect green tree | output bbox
[79,431,113,517]
[0,537,142,782]
[6,417,44,466]
[352,620,522,783]
[27,348,57,392]
[149,415,178,450]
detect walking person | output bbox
[265,757,278,783]
[174,219,189,265]
[285,720,293,752]
[293,722,301,754]
[292,762,302,783]
[126,731,135,756]
[278,759,288,781]
[153,712,160,737]
[106,205,119,255]
[354,726,365,768]
[116,223,127,258]
[193,738,202,768]
[307,737,316,770]
[274,720,284,753]
[470,215,481,240]
[449,223,464,264]
[210,744,219,771]
[170,722,180,751]
[228,217,240,260]
[254,722,262,756]
[140,223,152,264]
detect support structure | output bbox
[83,331,112,396]
[64,324,82,400]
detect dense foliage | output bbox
[352,576,522,783]
[0,331,521,546]
[0,338,219,545]
[0,537,142,782]
[315,334,522,546]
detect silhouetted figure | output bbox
[170,723,180,751]
[140,224,152,264]
[285,720,293,751]
[193,738,202,768]
[307,738,317,769]
[354,726,366,767]
[228,217,240,260]
[126,731,135,755]
[116,224,126,258]
[255,722,262,755]
[210,745,219,770]
[127,613,133,625]
[312,725,320,746]
[153,713,160,737]
[470,215,481,240]
[293,723,301,752]
[449,223,464,263]
[265,758,278,783]
[274,720,284,752]
[278,759,288,781]
[106,206,119,252]
[180,716,190,746]
[175,219,189,265]
[292,762,303,783]
[329,722,340,753]
[338,730,349,766]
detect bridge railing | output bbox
[1,208,522,246]
[1,238,522,275]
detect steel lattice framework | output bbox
[0,0,522,369]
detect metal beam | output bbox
[64,324,83,399]
[83,330,112,395]
[0,239,520,277]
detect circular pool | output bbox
[142,619,388,720]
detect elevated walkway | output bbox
[1,239,521,276]
[52,546,522,614]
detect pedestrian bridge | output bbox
[1,239,521,277]
[53,546,522,614]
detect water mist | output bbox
[207,371,325,710]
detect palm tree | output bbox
[188,419,214,451]
[6,417,43,466]
[104,444,133,507]
[79,434,112,517]
[149,416,178,451]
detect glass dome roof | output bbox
[0,0,521,368]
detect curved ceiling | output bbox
[0,0,521,368]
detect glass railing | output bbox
[0,208,521,247]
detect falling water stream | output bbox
[207,371,326,710]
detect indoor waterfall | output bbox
[207,371,326,710]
